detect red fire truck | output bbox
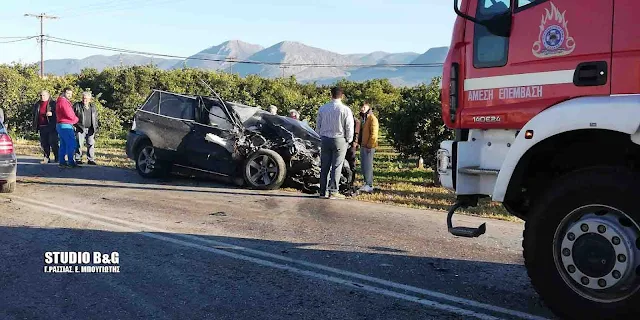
[437,0,640,318]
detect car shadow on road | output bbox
[16,157,313,199]
[0,225,554,320]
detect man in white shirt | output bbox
[315,87,354,199]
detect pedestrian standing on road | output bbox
[33,90,59,164]
[315,86,354,199]
[73,92,99,165]
[344,113,361,189]
[358,102,379,193]
[55,87,80,168]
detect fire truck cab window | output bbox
[473,0,511,68]
[517,0,533,7]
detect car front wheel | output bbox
[243,149,286,190]
[135,143,168,178]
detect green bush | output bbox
[386,77,453,168]
[0,63,452,168]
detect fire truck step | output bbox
[446,199,487,238]
[458,166,500,176]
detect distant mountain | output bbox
[232,41,352,81]
[42,54,181,75]
[410,46,449,65]
[355,51,391,65]
[41,40,449,86]
[377,52,421,65]
[176,40,263,71]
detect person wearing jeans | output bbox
[55,88,79,168]
[358,102,379,193]
[315,87,354,199]
[73,92,99,165]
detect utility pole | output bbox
[228,55,236,75]
[25,13,59,78]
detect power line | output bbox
[45,36,444,69]
[0,36,38,39]
[0,36,39,44]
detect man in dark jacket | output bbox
[73,91,99,165]
[344,114,361,189]
[33,90,59,164]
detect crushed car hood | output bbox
[228,102,320,145]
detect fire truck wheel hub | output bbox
[554,205,640,302]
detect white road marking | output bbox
[464,70,575,91]
[8,195,549,320]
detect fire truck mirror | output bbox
[453,0,512,38]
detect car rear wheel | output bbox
[524,167,640,319]
[135,143,169,178]
[243,149,286,190]
[0,181,16,193]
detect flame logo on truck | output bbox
[532,2,575,58]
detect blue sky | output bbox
[0,0,456,64]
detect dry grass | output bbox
[13,138,134,169]
[13,136,516,221]
[349,143,515,221]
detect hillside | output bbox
[41,40,448,86]
[42,54,181,75]
[232,41,352,81]
[175,40,264,71]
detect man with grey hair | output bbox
[268,105,278,115]
[73,91,99,165]
[288,109,300,120]
[32,90,58,164]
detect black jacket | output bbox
[32,99,57,132]
[73,102,99,132]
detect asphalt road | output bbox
[0,157,556,319]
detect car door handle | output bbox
[573,61,607,87]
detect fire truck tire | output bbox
[523,167,640,320]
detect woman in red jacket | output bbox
[55,87,79,168]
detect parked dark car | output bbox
[126,90,352,192]
[0,121,16,193]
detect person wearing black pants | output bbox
[32,90,58,164]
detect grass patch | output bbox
[13,137,134,169]
[13,136,516,221]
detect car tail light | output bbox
[0,134,14,154]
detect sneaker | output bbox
[329,193,347,200]
[87,160,97,165]
[318,193,329,199]
[40,158,50,164]
[359,185,374,193]
[58,163,68,168]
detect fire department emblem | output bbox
[532,2,575,58]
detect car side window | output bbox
[208,104,234,130]
[141,91,160,113]
[159,93,195,120]
[473,0,511,68]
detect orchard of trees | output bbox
[0,63,452,166]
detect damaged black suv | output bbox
[126,89,352,192]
